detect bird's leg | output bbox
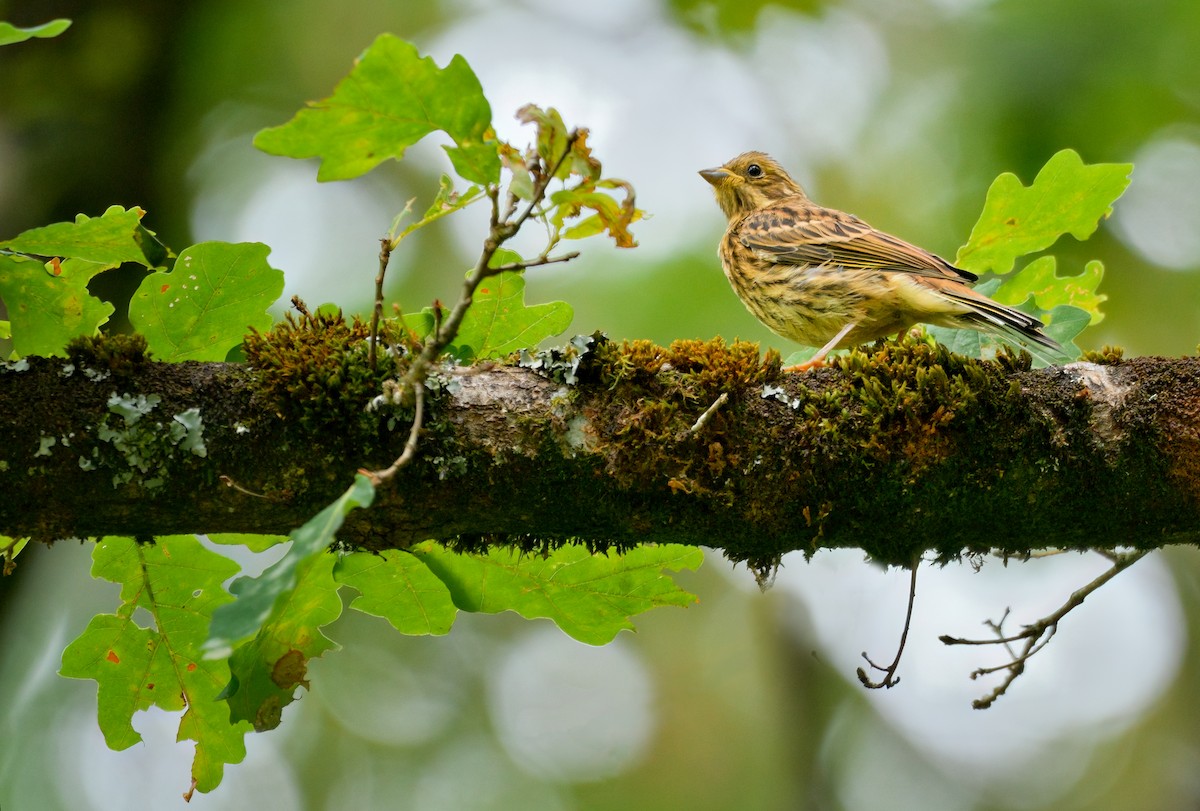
[784,322,856,372]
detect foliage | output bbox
[253,34,499,184]
[957,149,1131,277]
[0,23,1131,798]
[411,541,704,645]
[447,260,575,361]
[0,18,70,46]
[0,32,674,796]
[927,149,1131,362]
[60,480,699,791]
[130,242,284,362]
[0,206,166,357]
[59,536,250,796]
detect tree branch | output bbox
[4,341,1200,567]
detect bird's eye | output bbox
[746,164,763,178]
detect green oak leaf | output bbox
[446,256,573,361]
[957,149,1132,275]
[1040,304,1091,351]
[129,242,283,362]
[411,542,703,645]
[0,205,166,266]
[0,253,114,357]
[400,309,435,342]
[222,553,342,731]
[0,206,170,356]
[334,549,457,636]
[206,533,289,553]
[993,256,1107,325]
[59,536,250,795]
[0,18,71,46]
[781,346,821,368]
[254,34,499,184]
[929,304,1088,365]
[924,323,991,362]
[204,475,375,657]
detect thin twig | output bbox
[218,475,269,499]
[940,548,1148,708]
[488,250,580,273]
[400,131,580,391]
[858,561,920,689]
[689,393,729,434]
[366,382,425,485]
[367,131,583,484]
[369,237,392,372]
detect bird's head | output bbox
[699,151,807,220]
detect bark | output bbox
[3,343,1199,568]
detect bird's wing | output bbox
[737,201,978,283]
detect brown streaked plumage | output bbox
[700,151,1065,369]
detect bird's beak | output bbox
[699,167,730,186]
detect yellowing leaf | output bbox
[0,253,114,357]
[222,554,342,731]
[993,256,1107,325]
[554,181,641,248]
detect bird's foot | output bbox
[783,357,827,373]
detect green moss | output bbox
[65,332,151,379]
[592,335,781,391]
[243,304,403,437]
[584,336,780,490]
[1081,345,1126,364]
[576,331,1061,569]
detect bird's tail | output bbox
[944,289,1072,365]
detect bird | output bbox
[699,151,1066,370]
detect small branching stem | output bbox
[940,548,1148,708]
[367,131,582,485]
[489,250,580,273]
[858,561,920,689]
[365,382,425,484]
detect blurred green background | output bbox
[3,1,1200,809]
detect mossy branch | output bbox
[3,334,1200,568]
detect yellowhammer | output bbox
[700,151,1065,369]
